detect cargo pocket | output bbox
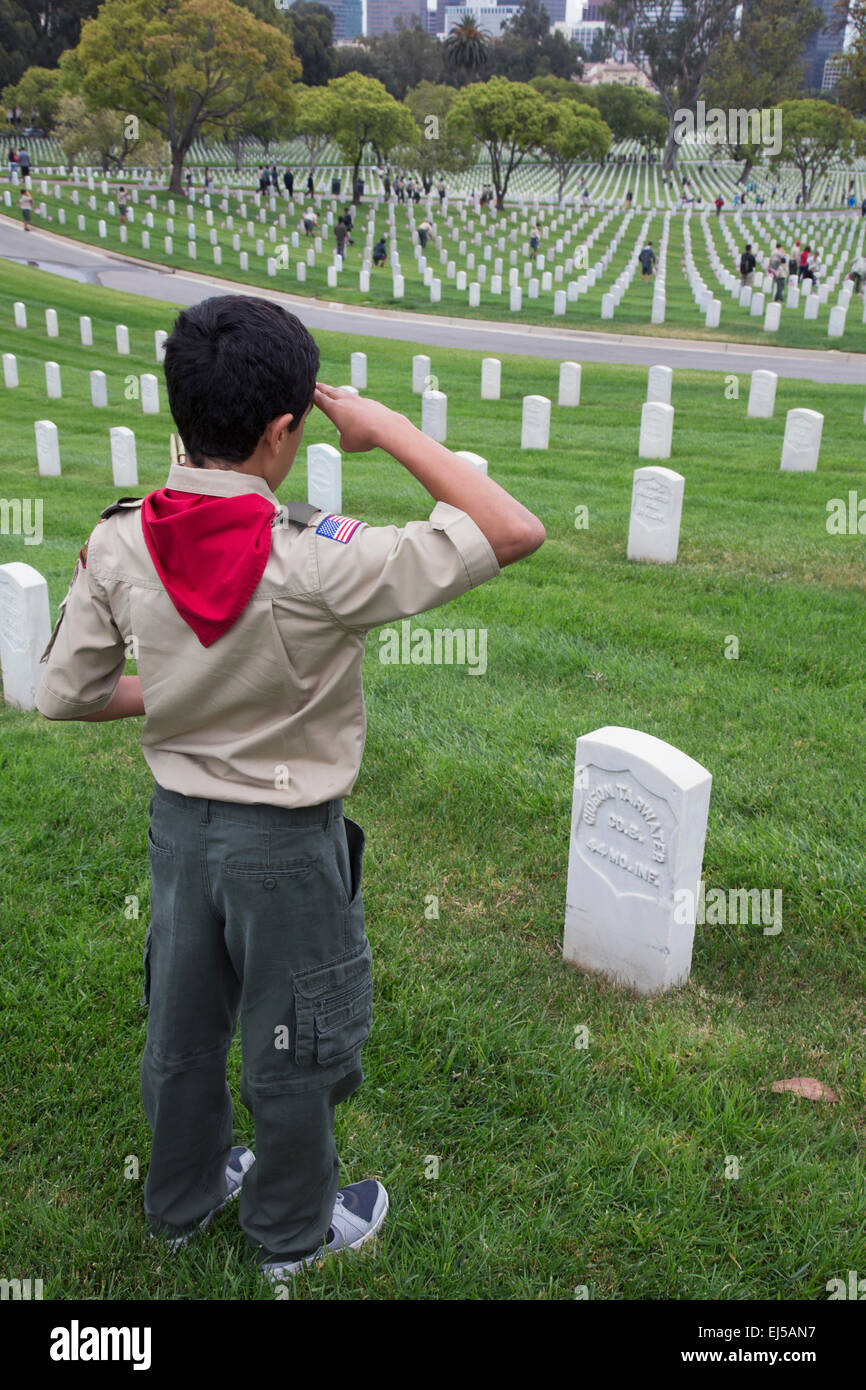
[293,939,373,1071]
[140,923,152,1008]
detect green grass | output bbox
[7,182,866,353]
[1,258,865,1300]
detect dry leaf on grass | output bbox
[769,1077,839,1103]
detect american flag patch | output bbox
[316,514,362,544]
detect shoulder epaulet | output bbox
[275,500,320,529]
[99,496,144,521]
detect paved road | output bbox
[2,217,865,384]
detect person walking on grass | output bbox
[849,252,866,295]
[768,243,787,302]
[8,145,17,183]
[639,240,656,280]
[117,185,129,226]
[739,242,756,288]
[19,186,33,231]
[33,292,545,1282]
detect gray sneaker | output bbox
[260,1179,389,1280]
[151,1145,256,1252]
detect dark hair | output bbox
[163,295,319,468]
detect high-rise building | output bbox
[275,0,364,41]
[366,0,428,36]
[802,0,849,90]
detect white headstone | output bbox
[90,370,107,408]
[705,298,721,328]
[647,365,672,405]
[80,316,92,347]
[828,306,846,338]
[116,324,130,355]
[45,361,61,399]
[307,442,342,514]
[639,402,674,460]
[454,451,488,474]
[558,362,581,407]
[564,726,712,994]
[0,563,52,710]
[110,427,138,486]
[780,409,823,472]
[140,374,160,414]
[510,286,522,312]
[627,465,684,563]
[3,353,18,388]
[35,420,60,476]
[521,395,550,450]
[601,293,615,319]
[13,302,27,329]
[422,390,447,443]
[764,302,781,332]
[350,352,367,390]
[746,370,777,419]
[45,309,59,338]
[412,355,431,394]
[155,330,168,364]
[481,358,501,401]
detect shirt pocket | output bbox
[293,939,373,1069]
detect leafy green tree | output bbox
[0,0,100,89]
[703,0,823,182]
[63,0,300,193]
[604,0,740,170]
[772,98,862,205]
[54,90,166,173]
[283,1,337,86]
[836,0,866,116]
[538,100,611,199]
[445,75,547,207]
[2,65,63,130]
[325,72,418,203]
[404,80,475,180]
[578,82,665,147]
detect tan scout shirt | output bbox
[35,463,500,806]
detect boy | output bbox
[34,294,544,1281]
[19,186,33,231]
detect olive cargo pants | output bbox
[140,783,373,1262]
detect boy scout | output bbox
[35,294,545,1280]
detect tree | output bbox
[291,84,336,180]
[538,100,611,199]
[325,72,417,203]
[579,82,665,147]
[445,17,490,80]
[445,75,548,208]
[506,0,551,44]
[54,90,166,173]
[0,0,100,89]
[836,0,866,116]
[283,1,337,86]
[64,0,300,194]
[703,0,823,182]
[335,18,446,99]
[771,98,863,206]
[604,0,740,170]
[404,81,475,179]
[1,65,63,130]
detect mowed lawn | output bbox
[6,186,866,352]
[0,258,864,1301]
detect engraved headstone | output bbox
[45,309,59,338]
[80,316,92,347]
[746,370,777,419]
[13,302,27,329]
[0,563,52,710]
[564,726,712,994]
[780,409,823,472]
[140,374,160,414]
[35,420,60,476]
[481,358,501,400]
[627,465,684,563]
[154,330,168,364]
[639,401,674,460]
[422,389,447,443]
[351,352,367,389]
[647,365,672,405]
[307,442,342,514]
[558,362,581,407]
[90,370,107,408]
[45,361,61,399]
[521,395,550,450]
[116,324,130,355]
[110,427,138,486]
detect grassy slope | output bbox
[0,258,864,1300]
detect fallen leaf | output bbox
[769,1077,839,1102]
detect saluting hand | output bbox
[313,383,405,454]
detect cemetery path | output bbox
[2,218,864,385]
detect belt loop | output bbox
[200,799,210,825]
[324,799,333,830]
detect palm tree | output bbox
[445,18,490,79]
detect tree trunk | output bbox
[352,155,361,205]
[662,118,679,174]
[736,156,753,185]
[170,145,186,195]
